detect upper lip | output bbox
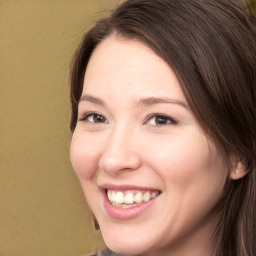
[100,183,161,192]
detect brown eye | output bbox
[81,113,107,123]
[91,114,106,123]
[148,115,178,126]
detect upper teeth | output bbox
[107,190,159,205]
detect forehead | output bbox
[82,36,186,103]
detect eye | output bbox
[147,114,178,126]
[80,113,108,123]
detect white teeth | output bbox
[151,191,158,199]
[107,189,159,207]
[134,192,142,203]
[124,192,135,204]
[107,190,113,202]
[115,191,125,204]
[143,192,151,202]
[122,204,137,209]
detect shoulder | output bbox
[85,250,109,256]
[85,253,99,256]
[86,249,124,256]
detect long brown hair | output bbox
[70,0,256,255]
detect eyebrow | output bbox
[79,94,188,110]
[137,97,189,109]
[79,94,105,106]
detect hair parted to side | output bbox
[70,0,256,255]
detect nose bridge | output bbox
[99,121,142,175]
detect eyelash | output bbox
[79,112,178,126]
[145,113,178,126]
[79,112,108,123]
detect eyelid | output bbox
[78,111,93,121]
[145,113,178,126]
[78,112,108,123]
[78,112,178,126]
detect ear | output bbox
[229,160,248,180]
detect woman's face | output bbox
[70,36,228,256]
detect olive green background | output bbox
[0,1,119,255]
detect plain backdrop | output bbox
[0,1,119,255]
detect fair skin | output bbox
[70,36,232,256]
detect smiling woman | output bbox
[69,0,256,256]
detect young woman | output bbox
[69,0,256,255]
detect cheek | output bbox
[145,130,224,192]
[70,132,101,180]
[146,134,210,176]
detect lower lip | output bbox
[102,190,160,220]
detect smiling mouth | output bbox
[106,189,160,209]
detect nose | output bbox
[99,126,142,176]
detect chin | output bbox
[101,226,153,255]
[107,242,148,256]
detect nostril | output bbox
[99,153,142,176]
